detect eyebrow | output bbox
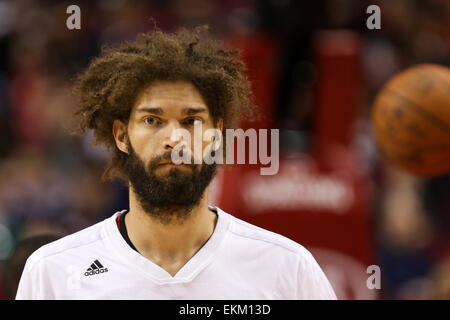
[136,107,208,116]
[182,107,208,116]
[136,107,164,115]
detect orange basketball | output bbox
[371,64,450,177]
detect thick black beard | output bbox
[123,139,217,224]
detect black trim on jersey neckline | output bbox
[117,207,219,254]
[118,211,139,253]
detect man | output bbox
[16,26,336,299]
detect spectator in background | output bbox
[1,234,61,300]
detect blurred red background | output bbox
[0,0,448,300]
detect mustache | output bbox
[149,151,172,168]
[147,150,196,170]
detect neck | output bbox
[125,186,218,264]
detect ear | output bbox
[112,119,129,154]
[217,118,223,133]
[212,118,224,147]
[210,118,224,144]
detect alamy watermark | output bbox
[366,265,381,290]
[67,5,381,31]
[366,5,381,30]
[66,5,81,30]
[169,122,280,176]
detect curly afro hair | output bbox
[72,25,254,183]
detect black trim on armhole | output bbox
[118,211,139,253]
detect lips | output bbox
[158,161,183,166]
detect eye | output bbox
[184,117,202,126]
[144,117,161,126]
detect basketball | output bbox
[372,64,450,177]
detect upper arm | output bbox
[296,249,337,300]
[15,258,40,300]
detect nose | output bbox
[163,120,184,151]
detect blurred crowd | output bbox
[0,0,448,299]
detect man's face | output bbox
[113,80,222,223]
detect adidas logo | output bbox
[84,259,108,276]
